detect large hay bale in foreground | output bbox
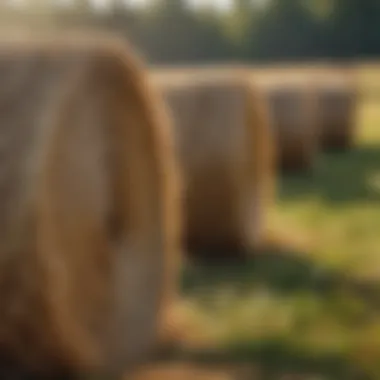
[154,70,275,259]
[0,33,181,378]
[315,71,358,150]
[254,75,320,171]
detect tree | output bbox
[245,0,321,61]
[328,0,380,58]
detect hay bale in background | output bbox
[254,75,320,172]
[0,33,181,378]
[315,71,358,150]
[153,69,275,259]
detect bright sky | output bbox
[6,0,234,11]
[6,0,234,12]
[93,0,233,11]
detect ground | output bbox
[135,65,380,379]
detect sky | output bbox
[5,0,235,13]
[93,0,233,11]
[6,0,234,11]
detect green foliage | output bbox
[327,0,380,58]
[10,0,380,63]
[246,0,322,60]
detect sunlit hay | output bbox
[154,69,275,260]
[0,32,181,378]
[254,74,320,172]
[315,70,359,150]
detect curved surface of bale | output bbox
[315,71,358,150]
[254,75,320,171]
[0,33,181,378]
[154,70,275,258]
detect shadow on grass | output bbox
[183,248,335,295]
[178,250,379,379]
[182,246,380,311]
[157,338,369,380]
[279,145,380,204]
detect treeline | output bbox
[3,0,380,64]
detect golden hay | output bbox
[153,69,275,259]
[314,70,358,150]
[254,74,320,171]
[0,33,181,378]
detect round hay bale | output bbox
[254,75,320,172]
[153,69,275,260]
[314,71,358,150]
[0,33,181,378]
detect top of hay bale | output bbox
[252,71,316,94]
[0,30,143,68]
[313,66,358,93]
[151,64,249,77]
[252,63,358,94]
[154,67,255,166]
[151,66,252,88]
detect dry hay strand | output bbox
[254,74,320,172]
[0,32,182,378]
[153,69,275,260]
[314,69,359,150]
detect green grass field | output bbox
[172,68,380,379]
